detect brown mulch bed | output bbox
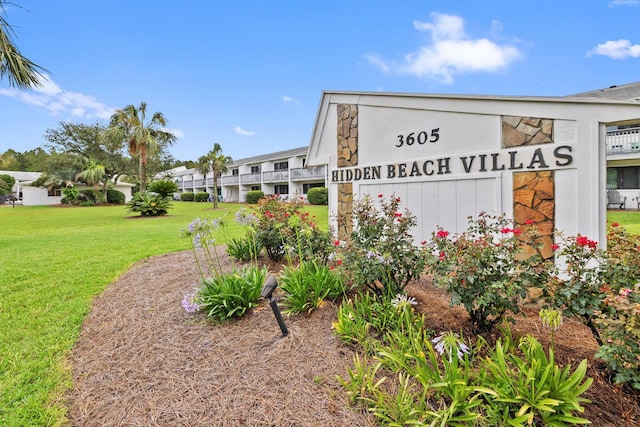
[66,250,639,426]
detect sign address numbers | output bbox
[396,128,440,147]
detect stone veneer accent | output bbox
[513,171,555,260]
[336,104,358,239]
[337,104,358,167]
[502,115,555,259]
[502,116,553,148]
[337,183,353,239]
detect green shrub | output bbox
[148,180,178,198]
[106,189,125,204]
[333,194,427,296]
[333,291,427,354]
[127,192,173,216]
[227,235,262,261]
[278,260,345,314]
[195,192,210,202]
[251,195,330,262]
[426,212,552,332]
[245,190,264,204]
[180,192,195,201]
[0,174,15,196]
[61,186,80,205]
[196,266,268,320]
[307,187,328,205]
[479,334,592,425]
[80,189,100,204]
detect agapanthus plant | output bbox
[182,217,225,280]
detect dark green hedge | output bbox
[107,189,125,204]
[307,187,328,205]
[195,192,210,202]
[180,192,195,201]
[246,190,264,204]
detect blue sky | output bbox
[1,0,639,162]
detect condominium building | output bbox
[572,82,640,207]
[171,146,326,202]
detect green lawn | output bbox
[0,202,636,426]
[0,201,328,426]
[606,210,640,235]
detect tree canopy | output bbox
[102,102,177,193]
[0,173,15,196]
[198,143,232,208]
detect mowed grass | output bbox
[606,210,640,235]
[1,202,635,426]
[0,201,328,426]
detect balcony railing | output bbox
[194,179,206,187]
[240,173,261,184]
[290,166,326,181]
[221,175,239,185]
[606,127,640,155]
[262,170,289,182]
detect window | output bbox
[47,188,62,197]
[274,184,289,195]
[232,169,239,176]
[251,186,260,191]
[303,182,324,194]
[274,161,288,171]
[607,166,640,189]
[250,165,261,173]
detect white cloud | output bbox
[608,0,639,7]
[364,53,390,73]
[234,126,256,136]
[282,95,300,106]
[587,39,640,59]
[0,74,116,119]
[366,12,522,84]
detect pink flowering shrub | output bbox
[425,212,553,332]
[333,194,427,295]
[542,222,640,389]
[540,232,607,345]
[252,195,331,262]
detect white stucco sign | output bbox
[307,91,640,250]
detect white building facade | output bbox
[172,146,327,203]
[306,90,640,256]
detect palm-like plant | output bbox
[102,102,176,194]
[32,167,81,197]
[76,157,106,193]
[198,143,232,208]
[0,2,46,89]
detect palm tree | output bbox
[0,2,46,89]
[77,157,107,197]
[102,102,176,194]
[198,143,232,208]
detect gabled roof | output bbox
[228,146,308,167]
[0,170,41,183]
[567,81,640,101]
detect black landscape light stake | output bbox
[261,275,288,336]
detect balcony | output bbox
[606,127,640,155]
[194,179,206,187]
[262,170,289,183]
[290,166,326,181]
[240,173,261,185]
[222,175,239,185]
